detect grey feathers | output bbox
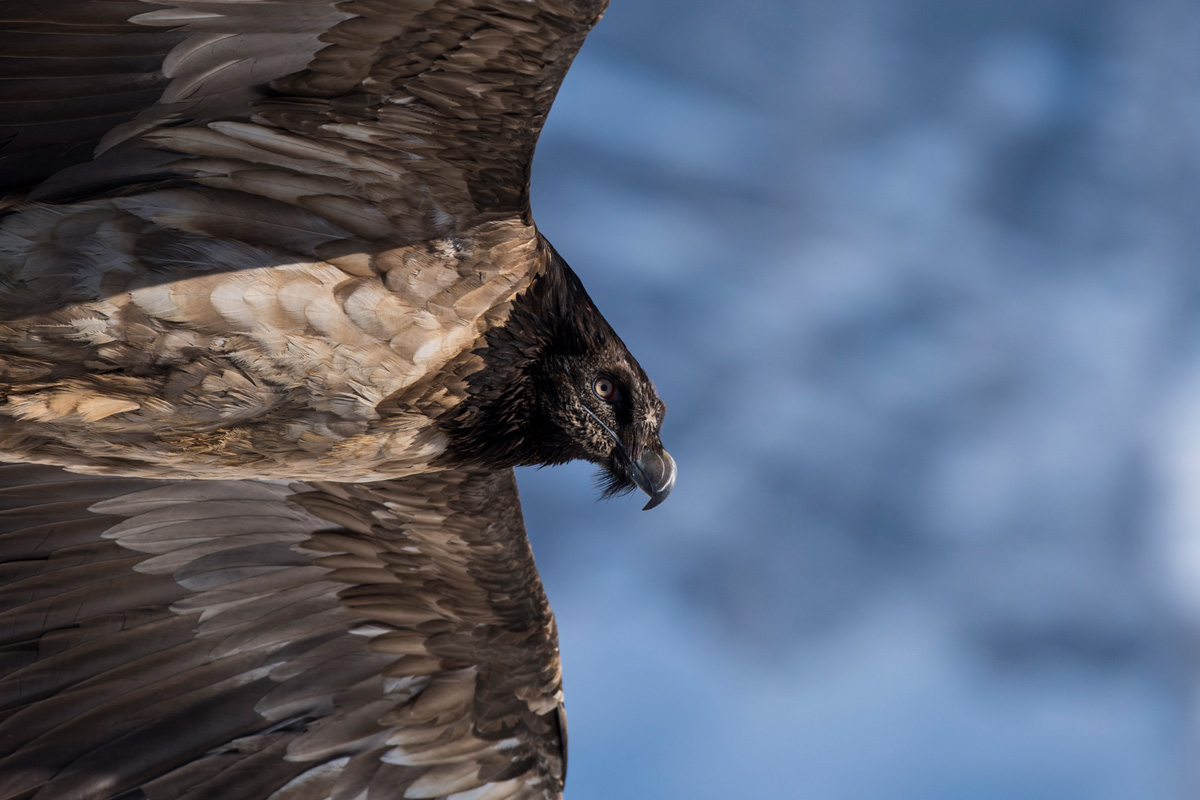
[0,465,565,800]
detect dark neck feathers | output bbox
[439,240,611,469]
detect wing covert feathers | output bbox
[0,463,566,800]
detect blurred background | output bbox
[517,0,1200,798]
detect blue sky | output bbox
[516,1,1200,798]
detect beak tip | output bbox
[641,494,666,511]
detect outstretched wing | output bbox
[0,463,566,800]
[0,0,610,478]
[0,0,608,222]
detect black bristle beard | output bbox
[595,463,637,500]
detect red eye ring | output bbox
[592,375,618,402]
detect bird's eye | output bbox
[592,375,619,402]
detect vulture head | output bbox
[444,238,676,510]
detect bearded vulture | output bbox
[0,1,675,798]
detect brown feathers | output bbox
[0,465,565,800]
[0,1,675,798]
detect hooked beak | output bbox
[630,446,676,511]
[581,404,675,510]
